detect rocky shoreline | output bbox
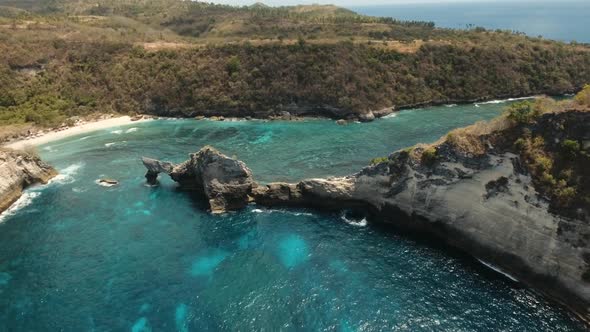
[142,109,590,323]
[142,93,557,123]
[2,94,555,148]
[0,149,57,215]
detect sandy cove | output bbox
[3,116,151,150]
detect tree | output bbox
[575,84,590,106]
[225,56,241,76]
[504,101,540,124]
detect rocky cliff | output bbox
[255,110,590,321]
[142,109,590,322]
[0,149,57,214]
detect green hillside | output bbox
[0,0,589,137]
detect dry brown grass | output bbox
[0,124,35,144]
[139,41,198,51]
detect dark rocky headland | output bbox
[143,94,590,322]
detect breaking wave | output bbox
[251,208,313,217]
[50,163,83,185]
[476,96,534,106]
[105,141,126,148]
[340,213,367,227]
[0,192,40,223]
[477,259,519,282]
[381,113,397,119]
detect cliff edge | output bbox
[0,149,57,214]
[142,98,590,321]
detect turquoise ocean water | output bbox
[0,101,586,330]
[351,0,590,43]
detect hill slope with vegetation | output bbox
[0,0,589,140]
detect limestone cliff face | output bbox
[0,149,57,214]
[253,110,590,321]
[142,111,590,321]
[254,150,590,320]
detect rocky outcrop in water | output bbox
[142,157,175,185]
[142,146,255,213]
[0,149,57,214]
[142,110,590,321]
[253,110,590,322]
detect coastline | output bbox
[0,94,550,151]
[3,116,151,150]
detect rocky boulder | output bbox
[142,146,255,213]
[358,110,375,122]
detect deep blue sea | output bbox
[0,100,586,330]
[351,0,590,43]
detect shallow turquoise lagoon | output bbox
[0,101,586,330]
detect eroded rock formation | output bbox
[0,149,57,214]
[141,110,590,321]
[142,146,255,213]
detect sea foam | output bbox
[0,192,40,223]
[477,259,519,282]
[477,96,533,105]
[340,211,368,227]
[50,163,83,185]
[340,214,368,227]
[251,208,313,217]
[382,113,398,119]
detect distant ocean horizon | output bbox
[350,0,590,43]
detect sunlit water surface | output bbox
[0,101,585,331]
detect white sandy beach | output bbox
[4,116,151,150]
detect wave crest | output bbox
[340,210,368,227]
[50,163,83,185]
[0,192,40,223]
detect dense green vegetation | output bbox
[0,0,589,136]
[510,91,590,213]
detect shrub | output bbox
[574,84,590,107]
[225,56,240,76]
[514,137,527,150]
[421,147,437,166]
[554,185,576,206]
[535,155,553,173]
[540,171,556,187]
[370,156,388,165]
[504,101,540,124]
[561,139,580,157]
